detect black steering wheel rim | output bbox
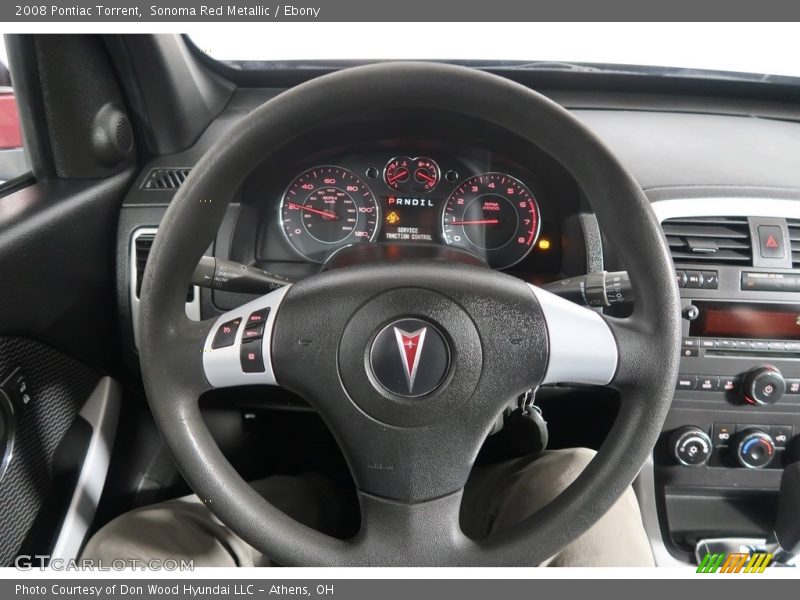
[138,62,681,566]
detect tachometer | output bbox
[442,172,540,269]
[280,166,379,262]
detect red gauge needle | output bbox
[450,219,500,225]
[387,168,409,185]
[415,170,436,185]
[287,202,338,220]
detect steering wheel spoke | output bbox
[351,490,467,563]
[529,285,619,386]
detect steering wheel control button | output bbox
[247,308,270,326]
[369,319,449,397]
[240,340,265,373]
[242,323,265,341]
[735,429,775,469]
[742,366,785,405]
[670,426,712,467]
[211,318,242,349]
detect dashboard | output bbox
[116,89,800,568]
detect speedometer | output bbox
[442,172,540,269]
[280,166,379,263]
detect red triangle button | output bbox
[766,234,779,249]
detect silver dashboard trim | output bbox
[633,455,690,566]
[129,227,200,350]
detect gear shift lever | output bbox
[767,461,800,565]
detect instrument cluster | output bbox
[277,152,544,270]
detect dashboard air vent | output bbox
[133,231,193,302]
[142,168,191,190]
[662,216,752,265]
[134,233,155,298]
[787,219,800,267]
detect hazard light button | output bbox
[757,225,785,259]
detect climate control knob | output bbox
[742,366,785,405]
[735,428,775,469]
[670,426,712,467]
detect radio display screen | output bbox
[690,301,800,340]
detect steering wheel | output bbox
[138,62,680,566]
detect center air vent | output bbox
[662,216,752,265]
[141,168,191,190]
[787,219,800,267]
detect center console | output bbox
[640,198,800,565]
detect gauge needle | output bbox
[415,170,436,185]
[287,202,338,220]
[451,219,500,225]
[387,168,409,185]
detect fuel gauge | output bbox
[413,157,440,191]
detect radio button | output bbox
[683,305,700,320]
[698,376,720,392]
[700,339,716,349]
[676,374,697,390]
[682,337,698,347]
[743,366,785,405]
[750,341,769,351]
[700,271,719,289]
[718,339,733,350]
[682,347,699,358]
[675,270,687,288]
[685,271,703,288]
[733,340,750,350]
[769,341,787,352]
[786,342,800,352]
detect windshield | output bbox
[190,23,800,81]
